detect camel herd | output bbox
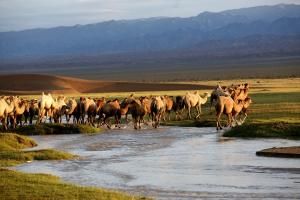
[0,83,251,131]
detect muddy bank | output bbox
[256,146,300,158]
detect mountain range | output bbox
[0,4,299,80]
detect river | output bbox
[13,127,300,199]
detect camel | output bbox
[129,99,147,129]
[13,99,28,128]
[184,91,209,119]
[162,95,174,121]
[232,88,249,102]
[65,98,78,123]
[139,96,152,122]
[99,99,121,129]
[0,96,16,130]
[27,99,38,125]
[239,97,252,124]
[73,97,85,124]
[172,96,185,120]
[210,84,231,112]
[5,96,20,128]
[51,96,68,123]
[37,92,55,124]
[95,98,106,114]
[150,96,166,128]
[83,98,97,125]
[119,98,131,122]
[215,96,245,130]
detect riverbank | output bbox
[1,123,101,135]
[0,133,151,200]
[256,146,300,158]
[223,122,300,139]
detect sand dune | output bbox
[0,74,213,95]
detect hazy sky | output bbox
[0,0,299,32]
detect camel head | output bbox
[203,92,210,97]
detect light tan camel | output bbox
[139,96,152,122]
[0,97,14,130]
[184,92,209,119]
[150,96,166,128]
[215,96,245,130]
[83,98,97,125]
[38,92,55,123]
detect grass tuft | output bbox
[223,122,300,139]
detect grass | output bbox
[0,168,150,200]
[1,123,101,135]
[0,133,76,167]
[0,133,151,199]
[223,122,300,139]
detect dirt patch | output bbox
[256,146,300,158]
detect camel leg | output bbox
[187,106,192,119]
[216,112,222,130]
[133,117,138,129]
[241,113,248,124]
[1,118,8,131]
[195,106,200,119]
[138,117,142,129]
[104,117,111,129]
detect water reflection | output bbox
[14,127,300,199]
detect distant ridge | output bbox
[0,4,300,59]
[0,74,213,95]
[0,4,300,81]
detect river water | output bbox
[13,127,300,199]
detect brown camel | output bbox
[65,98,77,123]
[99,99,121,129]
[172,96,185,120]
[119,98,131,122]
[13,99,28,128]
[129,99,147,129]
[139,96,152,122]
[239,97,252,124]
[232,87,249,102]
[162,95,174,121]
